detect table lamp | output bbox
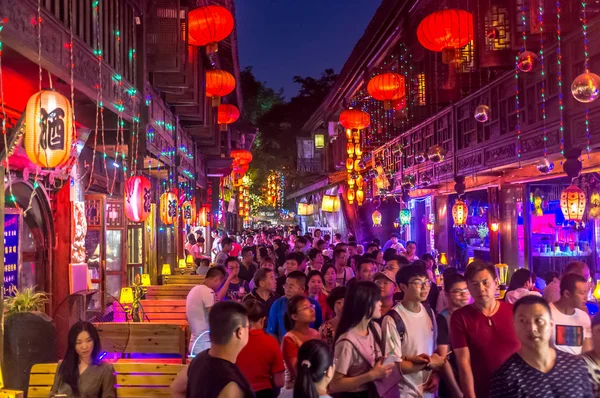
[161,263,172,276]
[178,259,187,269]
[141,274,151,286]
[186,255,194,267]
[439,253,448,265]
[120,287,134,304]
[495,263,509,299]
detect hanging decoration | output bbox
[452,199,468,227]
[572,1,600,104]
[372,210,383,227]
[197,206,209,227]
[182,200,196,226]
[393,219,400,229]
[516,51,538,73]
[474,104,490,123]
[560,185,586,223]
[427,145,446,163]
[124,175,152,222]
[159,191,178,225]
[402,175,416,190]
[266,171,284,208]
[399,209,411,226]
[366,73,406,110]
[415,151,427,164]
[536,158,554,174]
[589,191,600,219]
[217,104,240,131]
[340,109,370,205]
[206,70,236,106]
[417,9,474,64]
[188,5,234,53]
[238,176,250,220]
[322,194,340,213]
[24,90,74,168]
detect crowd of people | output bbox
[47,228,600,398]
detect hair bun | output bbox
[301,359,311,368]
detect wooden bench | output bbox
[95,322,188,364]
[22,362,185,397]
[158,274,205,286]
[145,284,196,300]
[139,299,188,326]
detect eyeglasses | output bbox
[408,280,431,289]
[451,288,470,295]
[299,304,316,312]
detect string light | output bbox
[538,0,547,158]
[582,1,591,158]
[515,2,527,162]
[556,0,564,157]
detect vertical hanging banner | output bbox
[4,211,21,297]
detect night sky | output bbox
[236,0,381,99]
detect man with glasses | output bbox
[450,261,519,398]
[383,264,446,397]
[437,274,470,398]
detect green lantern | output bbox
[399,209,411,226]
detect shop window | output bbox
[457,40,476,73]
[485,4,511,51]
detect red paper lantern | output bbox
[188,5,234,53]
[124,176,152,222]
[367,73,406,109]
[339,109,370,131]
[197,206,209,227]
[218,104,240,131]
[206,70,236,106]
[230,149,253,166]
[417,9,474,64]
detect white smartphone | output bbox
[383,355,399,366]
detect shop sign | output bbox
[4,212,20,297]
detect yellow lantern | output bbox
[560,185,586,223]
[593,280,600,301]
[346,158,354,172]
[355,144,363,157]
[298,203,308,216]
[353,130,360,142]
[141,274,151,286]
[347,143,355,156]
[356,189,364,205]
[357,176,364,188]
[345,129,352,140]
[161,263,172,276]
[452,199,468,226]
[182,201,196,226]
[314,134,325,148]
[25,89,74,168]
[354,159,361,170]
[347,188,355,204]
[372,210,382,227]
[322,194,340,212]
[439,253,448,265]
[347,176,355,187]
[159,191,178,225]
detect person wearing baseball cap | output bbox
[374,271,398,319]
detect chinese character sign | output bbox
[4,214,20,297]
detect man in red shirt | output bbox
[237,299,285,397]
[450,261,520,398]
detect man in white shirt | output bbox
[549,273,592,355]
[186,266,227,355]
[383,264,446,397]
[333,248,354,285]
[210,230,221,263]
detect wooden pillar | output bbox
[52,184,72,315]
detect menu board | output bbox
[4,213,20,296]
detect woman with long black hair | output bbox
[330,281,394,397]
[50,321,115,398]
[294,339,335,398]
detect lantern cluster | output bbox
[238,176,250,219]
[124,175,152,223]
[266,171,284,208]
[340,109,370,205]
[230,149,252,187]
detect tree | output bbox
[240,66,284,125]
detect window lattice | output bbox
[485,5,511,51]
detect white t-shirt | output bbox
[383,302,435,398]
[186,284,215,355]
[335,266,355,285]
[549,302,592,355]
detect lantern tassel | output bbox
[206,42,219,54]
[220,123,228,132]
[211,96,221,107]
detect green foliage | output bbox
[240,66,285,125]
[4,287,49,317]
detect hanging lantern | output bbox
[354,144,363,158]
[339,109,371,130]
[590,191,600,219]
[346,143,355,156]
[232,163,249,181]
[560,185,586,223]
[427,222,434,231]
[367,73,406,109]
[314,134,325,149]
[25,89,74,168]
[188,5,234,54]
[218,104,240,131]
[536,158,554,174]
[356,189,364,205]
[372,210,383,227]
[297,203,308,216]
[230,149,253,166]
[393,219,400,229]
[490,222,499,232]
[347,176,355,187]
[346,158,354,172]
[427,145,446,163]
[399,209,411,226]
[206,70,236,106]
[417,9,474,64]
[516,50,538,73]
[571,72,600,103]
[452,199,469,226]
[474,105,490,123]
[347,188,355,204]
[124,175,152,223]
[415,151,427,164]
[182,201,196,225]
[322,195,340,213]
[159,191,178,225]
[197,206,209,227]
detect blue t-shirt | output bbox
[266,296,323,342]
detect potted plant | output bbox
[3,287,57,392]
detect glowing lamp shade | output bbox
[322,194,340,212]
[417,9,474,64]
[159,191,178,225]
[217,104,240,131]
[25,89,74,168]
[197,206,209,227]
[356,189,364,205]
[120,287,134,304]
[141,274,151,286]
[495,263,509,285]
[188,5,234,53]
[314,134,325,149]
[452,199,469,226]
[427,222,434,231]
[399,209,411,226]
[393,220,400,228]
[206,70,236,106]
[161,264,172,276]
[346,158,354,172]
[372,210,383,227]
[367,73,406,109]
[339,109,371,130]
[298,203,308,216]
[124,175,152,222]
[182,201,196,226]
[178,259,187,269]
[468,257,475,264]
[490,222,499,232]
[439,253,448,265]
[560,185,586,223]
[593,280,600,301]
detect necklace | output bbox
[477,301,499,326]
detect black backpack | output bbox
[384,303,437,344]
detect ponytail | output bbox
[293,340,332,398]
[294,360,319,398]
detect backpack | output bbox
[384,303,437,344]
